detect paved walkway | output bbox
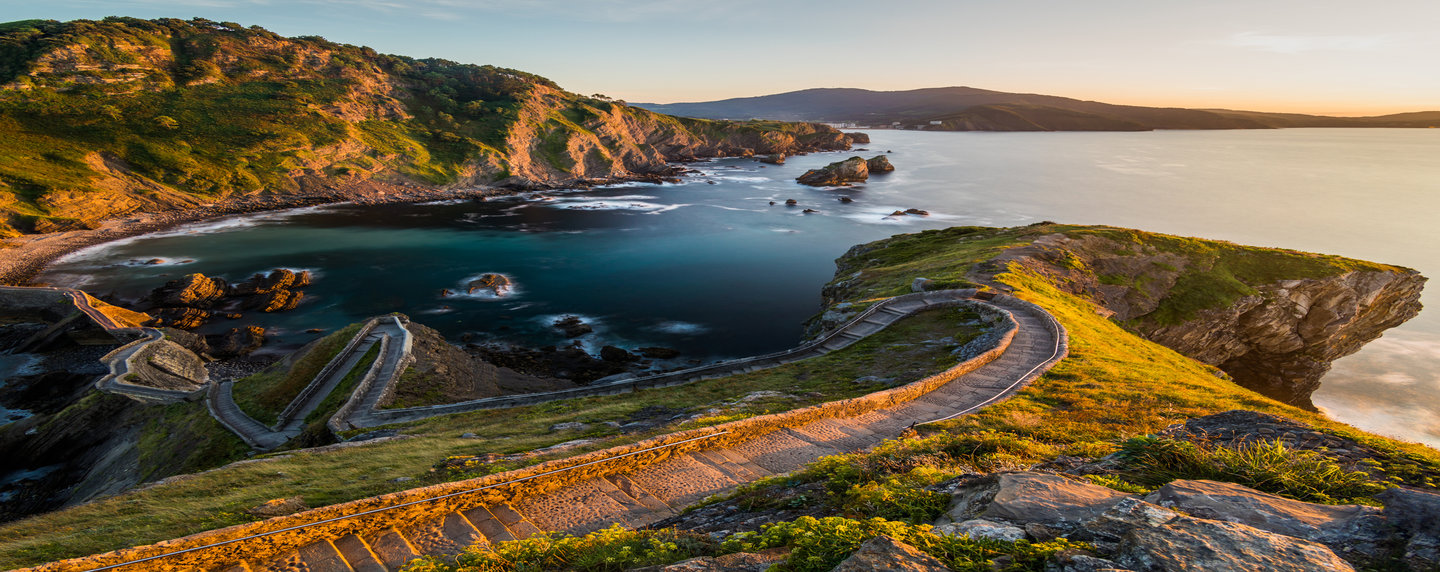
[91,293,1066,572]
[207,317,413,451]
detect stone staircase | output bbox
[23,293,1066,572]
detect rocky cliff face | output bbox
[0,18,858,236]
[982,231,1425,408]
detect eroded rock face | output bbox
[1115,515,1355,572]
[866,155,895,173]
[129,339,208,391]
[984,232,1425,407]
[797,156,869,186]
[149,273,228,308]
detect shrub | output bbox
[403,525,715,572]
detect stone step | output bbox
[592,475,672,528]
[689,449,755,483]
[606,473,678,515]
[400,512,485,557]
[622,454,739,508]
[253,539,352,572]
[461,505,517,544]
[515,477,645,534]
[333,534,387,572]
[728,429,835,474]
[361,528,419,571]
[714,448,775,478]
[489,503,544,539]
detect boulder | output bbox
[846,132,871,144]
[839,197,854,203]
[785,199,798,206]
[832,535,950,572]
[149,273,228,308]
[912,278,933,292]
[934,518,1025,542]
[553,315,592,337]
[465,273,514,297]
[1045,550,1132,572]
[796,156,869,186]
[1376,486,1440,567]
[759,154,786,165]
[600,345,639,363]
[1080,498,1182,547]
[209,326,266,358]
[1144,479,1386,559]
[236,268,310,294]
[867,155,895,173]
[936,472,1134,531]
[1115,514,1355,572]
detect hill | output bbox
[0,18,859,238]
[635,86,1440,131]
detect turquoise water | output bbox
[42,129,1440,446]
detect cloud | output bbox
[1223,31,1395,54]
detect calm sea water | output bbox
[41,129,1440,447]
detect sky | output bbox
[4,0,1438,116]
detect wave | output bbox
[52,204,340,265]
[651,320,708,335]
[444,272,519,301]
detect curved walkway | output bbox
[27,292,1068,572]
[334,289,989,430]
[207,316,413,451]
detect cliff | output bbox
[0,17,857,237]
[816,224,1425,408]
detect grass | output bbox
[0,307,986,568]
[230,322,362,426]
[1114,436,1387,504]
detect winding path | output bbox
[207,317,413,451]
[26,292,1068,572]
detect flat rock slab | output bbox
[831,535,950,572]
[1116,515,1355,572]
[1145,479,1381,544]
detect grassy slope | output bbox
[230,322,362,426]
[0,308,982,568]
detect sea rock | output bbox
[150,307,211,329]
[209,326,266,358]
[466,273,514,297]
[759,154,786,165]
[1144,479,1386,559]
[867,155,895,173]
[936,472,1134,532]
[934,518,1026,542]
[233,269,311,295]
[796,156,869,186]
[785,199,798,206]
[831,535,950,572]
[245,289,303,313]
[839,197,854,203]
[846,132,871,144]
[552,315,593,337]
[1114,514,1355,572]
[802,208,818,213]
[600,345,639,363]
[158,327,210,357]
[246,496,309,518]
[904,208,929,216]
[889,210,908,217]
[149,273,228,308]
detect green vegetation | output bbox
[404,525,715,572]
[231,322,362,425]
[0,307,983,568]
[1114,436,1387,504]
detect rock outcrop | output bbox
[976,230,1425,407]
[465,273,513,297]
[866,155,895,173]
[831,536,951,572]
[144,269,313,330]
[796,156,869,186]
[129,339,208,391]
[149,274,228,308]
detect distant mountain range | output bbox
[635,87,1440,131]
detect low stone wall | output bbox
[24,296,1029,572]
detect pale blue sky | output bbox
[4,0,1437,115]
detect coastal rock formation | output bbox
[465,273,513,297]
[143,269,313,329]
[149,273,229,308]
[759,154,786,165]
[985,231,1425,407]
[797,156,869,186]
[831,536,950,572]
[866,155,895,173]
[128,339,208,391]
[208,326,266,359]
[552,315,593,338]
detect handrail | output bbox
[917,295,1068,425]
[272,317,382,430]
[82,429,730,571]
